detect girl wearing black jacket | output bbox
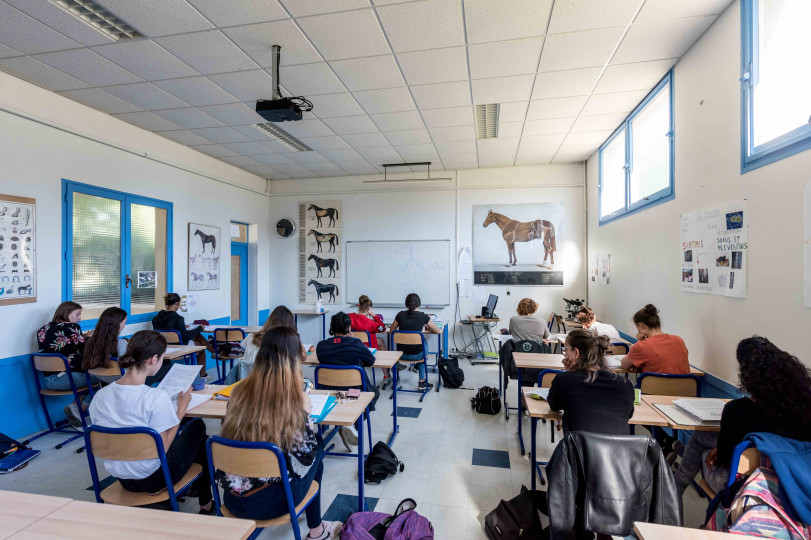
[151,293,214,376]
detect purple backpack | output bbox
[341,498,433,540]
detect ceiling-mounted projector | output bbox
[256,45,313,122]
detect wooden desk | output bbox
[164,345,206,362]
[513,352,705,376]
[641,395,728,432]
[202,325,262,333]
[0,491,71,539]
[633,522,739,539]
[292,310,329,341]
[561,319,582,329]
[9,500,255,539]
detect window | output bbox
[599,72,674,225]
[63,180,172,324]
[742,0,811,171]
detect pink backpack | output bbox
[341,498,434,540]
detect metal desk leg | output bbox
[531,416,537,490]
[322,313,326,341]
[517,367,525,455]
[294,314,298,328]
[357,414,365,512]
[387,366,399,446]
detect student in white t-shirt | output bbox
[88,330,214,514]
[576,306,622,342]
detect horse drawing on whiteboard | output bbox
[308,279,339,303]
[307,204,340,227]
[482,210,556,268]
[307,229,339,253]
[308,254,340,278]
[194,228,217,254]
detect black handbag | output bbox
[485,486,545,539]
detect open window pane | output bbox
[600,129,626,217]
[630,86,671,204]
[72,193,121,320]
[130,204,167,316]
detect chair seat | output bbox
[698,478,717,500]
[40,386,88,396]
[220,480,319,527]
[100,463,202,506]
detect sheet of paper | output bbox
[472,286,486,304]
[187,393,211,411]
[157,364,200,398]
[606,355,623,368]
[459,278,472,298]
[529,388,550,400]
[166,347,183,355]
[654,404,702,426]
[309,394,329,417]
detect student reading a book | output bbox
[390,293,442,392]
[547,329,635,435]
[575,306,621,342]
[673,336,811,496]
[82,307,128,385]
[621,304,689,374]
[349,295,390,387]
[509,298,550,342]
[88,330,214,514]
[151,293,215,377]
[218,326,341,540]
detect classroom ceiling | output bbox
[0,0,733,180]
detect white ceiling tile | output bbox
[594,59,676,94]
[305,93,363,118]
[191,126,254,143]
[464,0,552,44]
[539,27,625,72]
[394,143,437,159]
[515,146,556,165]
[563,130,613,146]
[435,140,477,154]
[477,137,519,152]
[252,153,294,165]
[273,162,316,172]
[277,63,346,96]
[411,81,471,109]
[153,77,239,107]
[523,117,576,135]
[58,88,142,114]
[102,82,190,110]
[152,107,223,129]
[276,119,335,138]
[187,0,287,26]
[0,42,21,59]
[223,20,322,68]
[396,47,468,86]
[208,70,274,102]
[612,17,716,64]
[297,10,390,61]
[0,56,89,92]
[242,165,278,177]
[570,113,627,133]
[498,101,529,122]
[0,3,80,54]
[279,0,371,17]
[429,125,475,142]
[341,132,390,148]
[532,67,602,99]
[318,149,363,161]
[156,129,214,146]
[220,155,262,167]
[471,75,534,104]
[377,0,464,53]
[581,90,648,115]
[440,153,478,169]
[95,0,213,36]
[198,103,264,125]
[282,151,328,164]
[297,136,350,151]
[322,115,378,134]
[156,31,258,75]
[4,0,114,47]
[333,158,370,169]
[636,0,732,22]
[547,0,639,34]
[421,106,474,128]
[113,111,182,131]
[35,49,142,86]
[384,129,431,145]
[303,161,342,172]
[552,144,597,163]
[355,145,400,159]
[370,111,424,131]
[354,87,415,114]
[498,121,524,138]
[526,96,587,120]
[469,37,543,79]
[478,154,516,168]
[329,55,405,91]
[194,144,240,157]
[222,141,273,155]
[519,134,566,147]
[92,40,198,81]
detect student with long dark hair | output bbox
[621,304,689,373]
[389,293,441,391]
[674,336,811,495]
[88,330,214,513]
[82,307,128,384]
[151,293,214,376]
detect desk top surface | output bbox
[302,349,402,368]
[521,388,668,426]
[164,345,206,359]
[202,325,261,333]
[292,310,329,316]
[633,522,738,539]
[0,491,72,539]
[467,316,500,322]
[641,395,728,432]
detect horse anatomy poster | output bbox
[299,201,342,304]
[188,223,220,291]
[473,203,565,286]
[681,200,747,298]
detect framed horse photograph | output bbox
[188,222,221,291]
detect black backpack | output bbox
[471,386,501,415]
[485,486,545,539]
[364,441,404,484]
[438,357,465,388]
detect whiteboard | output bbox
[346,240,451,306]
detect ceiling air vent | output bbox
[475,103,499,139]
[254,123,312,152]
[49,0,144,40]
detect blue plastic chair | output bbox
[153,328,195,366]
[213,328,246,383]
[609,342,630,355]
[391,330,438,402]
[207,436,321,540]
[85,425,202,511]
[636,372,702,397]
[314,365,373,458]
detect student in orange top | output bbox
[620,304,689,374]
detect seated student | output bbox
[621,304,689,374]
[82,307,128,385]
[88,330,214,514]
[673,336,811,496]
[151,293,214,377]
[547,329,635,435]
[218,327,341,540]
[349,295,390,386]
[509,298,550,342]
[389,293,442,392]
[575,306,621,342]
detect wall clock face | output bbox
[276,218,296,238]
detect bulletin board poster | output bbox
[0,195,36,305]
[803,184,811,307]
[680,200,747,298]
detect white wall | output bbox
[586,0,811,383]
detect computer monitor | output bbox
[484,294,498,318]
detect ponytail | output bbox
[405,293,421,313]
[119,330,167,370]
[633,304,661,329]
[576,306,595,324]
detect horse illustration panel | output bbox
[188,223,221,290]
[305,228,340,254]
[301,277,342,304]
[304,200,342,228]
[305,254,342,279]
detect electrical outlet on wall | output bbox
[506,287,511,296]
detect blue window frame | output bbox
[598,72,675,226]
[62,180,173,327]
[741,0,811,172]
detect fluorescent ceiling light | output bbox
[475,103,499,139]
[49,0,143,41]
[254,123,312,152]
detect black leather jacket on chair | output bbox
[546,431,682,539]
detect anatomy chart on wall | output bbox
[0,194,36,305]
[473,202,564,286]
[804,184,811,307]
[299,201,342,304]
[681,200,747,298]
[599,254,611,285]
[188,223,221,291]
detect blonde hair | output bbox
[565,329,610,382]
[222,327,305,451]
[358,295,372,313]
[516,298,538,316]
[576,306,596,324]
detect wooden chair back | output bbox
[607,344,629,356]
[156,330,182,344]
[32,354,67,373]
[316,367,364,387]
[392,332,423,346]
[737,448,761,475]
[540,372,559,388]
[89,431,159,461]
[214,328,245,342]
[88,359,122,378]
[210,441,282,479]
[352,331,370,345]
[639,375,700,397]
[547,312,556,331]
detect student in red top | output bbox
[620,304,689,374]
[349,295,391,387]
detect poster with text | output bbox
[804,184,811,307]
[188,223,221,290]
[599,254,611,284]
[681,200,747,298]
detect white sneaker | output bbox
[308,521,342,539]
[63,402,83,429]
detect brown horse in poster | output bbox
[483,210,556,267]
